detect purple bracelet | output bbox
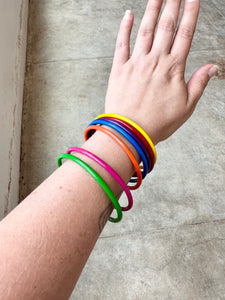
[66,147,133,211]
[100,117,152,172]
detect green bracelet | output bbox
[57,153,122,223]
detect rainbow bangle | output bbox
[57,153,122,223]
[97,117,152,172]
[99,116,155,172]
[66,147,133,211]
[87,119,148,180]
[96,113,157,163]
[84,125,142,189]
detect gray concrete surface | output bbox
[21,0,225,299]
[0,0,28,219]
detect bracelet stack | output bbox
[57,114,157,223]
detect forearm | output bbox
[0,130,139,300]
[0,0,218,299]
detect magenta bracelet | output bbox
[67,147,133,211]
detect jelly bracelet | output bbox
[96,117,152,173]
[99,116,155,172]
[57,153,122,222]
[87,119,148,180]
[66,147,133,211]
[84,125,142,189]
[96,113,157,163]
[86,119,148,181]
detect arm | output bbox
[0,131,139,300]
[0,1,218,299]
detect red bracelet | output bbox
[101,116,155,172]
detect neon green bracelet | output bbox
[57,153,122,223]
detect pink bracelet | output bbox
[67,147,133,211]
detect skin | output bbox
[0,0,218,299]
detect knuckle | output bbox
[178,25,194,40]
[116,40,128,50]
[158,18,176,32]
[139,27,154,38]
[138,54,159,74]
[167,54,181,75]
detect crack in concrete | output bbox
[4,104,17,216]
[99,218,225,240]
[30,55,114,65]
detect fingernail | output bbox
[124,10,132,20]
[208,65,219,78]
[187,0,198,2]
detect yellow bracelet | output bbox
[96,113,157,163]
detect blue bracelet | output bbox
[87,119,148,180]
[95,117,151,183]
[99,117,152,172]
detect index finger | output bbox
[171,0,200,63]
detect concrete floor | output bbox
[21,0,225,299]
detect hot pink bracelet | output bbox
[67,147,133,211]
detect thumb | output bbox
[187,64,218,108]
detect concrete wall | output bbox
[0,0,28,219]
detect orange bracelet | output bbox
[84,125,142,190]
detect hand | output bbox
[105,0,218,145]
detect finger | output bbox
[132,0,163,57]
[151,0,182,54]
[187,64,218,109]
[112,10,134,67]
[171,0,200,63]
